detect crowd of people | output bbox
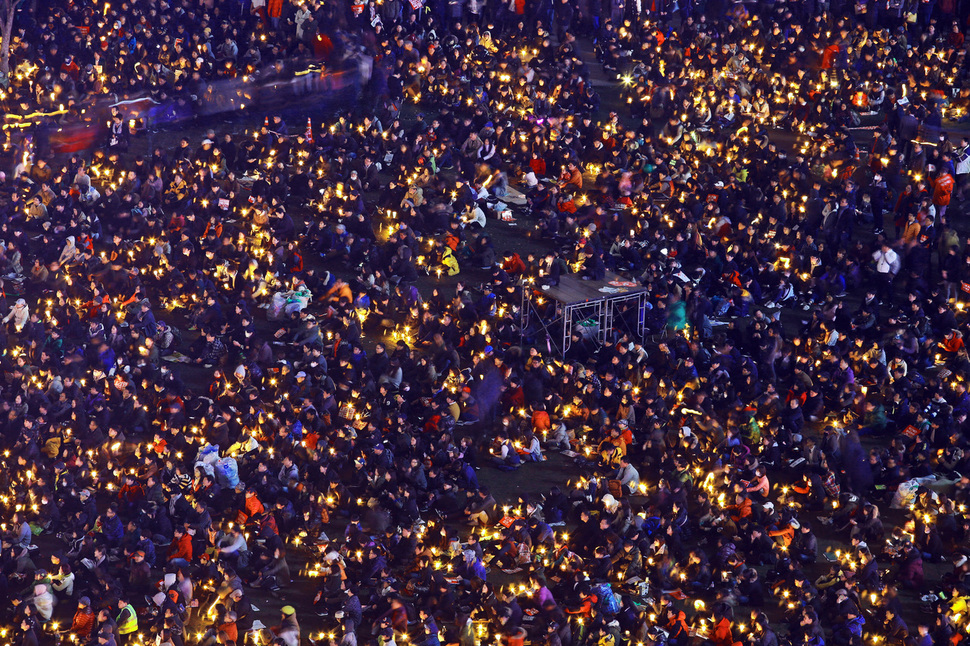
[2,3,970,646]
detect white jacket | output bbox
[956,145,970,176]
[33,587,54,621]
[873,248,900,275]
[3,301,28,331]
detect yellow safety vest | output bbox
[117,604,138,635]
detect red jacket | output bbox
[557,198,577,214]
[71,609,96,638]
[933,173,955,206]
[168,534,193,562]
[502,253,527,275]
[120,484,144,505]
[821,44,840,69]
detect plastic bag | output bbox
[216,456,240,489]
[891,477,937,508]
[198,444,221,466]
[268,293,287,320]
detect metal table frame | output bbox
[520,275,650,356]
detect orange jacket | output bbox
[712,617,738,646]
[561,168,583,190]
[665,611,689,640]
[246,494,265,517]
[238,493,266,524]
[219,622,238,643]
[943,335,965,353]
[729,498,752,522]
[532,410,551,432]
[769,525,795,547]
[792,481,811,495]
[324,281,353,303]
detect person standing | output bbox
[115,598,138,646]
[931,164,955,225]
[872,242,900,304]
[955,136,970,201]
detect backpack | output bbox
[171,324,184,349]
[592,582,621,616]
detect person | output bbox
[489,433,521,471]
[872,242,900,303]
[115,597,138,646]
[20,618,38,646]
[955,137,970,200]
[8,512,32,549]
[463,488,496,527]
[790,523,818,564]
[2,298,29,333]
[168,526,193,568]
[931,165,955,224]
[0,2,969,646]
[219,525,249,567]
[610,456,640,496]
[272,606,300,646]
[31,583,54,622]
[63,597,96,640]
[51,563,75,598]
